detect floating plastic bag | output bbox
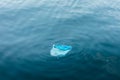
[50,44,72,57]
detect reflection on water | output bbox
[0,0,120,80]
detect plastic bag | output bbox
[50,44,72,57]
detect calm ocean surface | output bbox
[0,0,120,80]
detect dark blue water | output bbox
[0,0,120,80]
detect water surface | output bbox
[0,0,120,80]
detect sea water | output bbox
[0,0,120,80]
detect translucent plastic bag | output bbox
[50,44,72,57]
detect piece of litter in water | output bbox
[50,44,72,57]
